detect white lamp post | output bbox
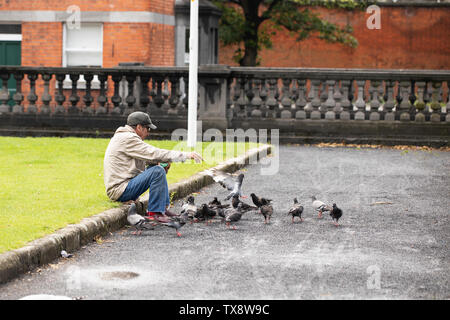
[187,0,199,148]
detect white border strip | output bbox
[0,11,175,26]
[0,34,22,41]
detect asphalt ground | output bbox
[0,145,448,300]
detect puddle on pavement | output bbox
[99,271,140,281]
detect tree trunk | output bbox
[239,0,263,66]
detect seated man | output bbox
[103,111,203,222]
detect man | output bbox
[104,111,203,223]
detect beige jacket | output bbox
[103,125,188,200]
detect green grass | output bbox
[0,137,260,254]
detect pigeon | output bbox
[250,193,273,208]
[311,196,332,219]
[126,203,154,235]
[208,197,230,209]
[181,196,200,223]
[200,203,217,225]
[205,169,245,200]
[224,202,243,229]
[288,198,304,223]
[260,204,273,224]
[231,194,258,212]
[161,211,189,237]
[329,203,343,226]
[60,250,73,258]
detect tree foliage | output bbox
[213,0,373,66]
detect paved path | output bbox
[0,145,449,300]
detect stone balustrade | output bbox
[0,65,449,144]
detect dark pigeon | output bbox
[288,198,304,223]
[330,203,343,226]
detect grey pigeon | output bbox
[161,210,189,237]
[205,169,245,200]
[224,202,243,229]
[126,203,154,235]
[311,196,332,219]
[181,196,200,222]
[60,250,73,258]
[329,203,343,226]
[288,198,304,223]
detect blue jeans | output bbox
[118,165,170,213]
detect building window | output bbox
[184,28,190,64]
[61,22,103,89]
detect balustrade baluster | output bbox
[96,74,108,115]
[152,77,165,115]
[295,79,307,119]
[354,80,366,120]
[445,82,450,122]
[430,81,442,122]
[383,80,396,121]
[168,76,180,115]
[27,73,38,114]
[54,74,66,114]
[333,80,343,115]
[68,74,80,114]
[12,73,24,114]
[111,74,122,115]
[235,77,248,118]
[82,74,94,115]
[309,80,321,120]
[161,78,171,113]
[265,78,278,119]
[398,81,411,121]
[324,80,336,120]
[369,80,381,121]
[280,78,293,119]
[179,77,188,116]
[415,81,426,122]
[139,75,150,112]
[340,80,351,120]
[250,78,263,118]
[124,75,136,116]
[40,73,52,114]
[0,72,10,113]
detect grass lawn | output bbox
[0,137,259,254]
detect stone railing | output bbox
[0,65,449,144]
[227,67,449,122]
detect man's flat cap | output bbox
[127,111,157,129]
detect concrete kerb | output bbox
[0,144,272,284]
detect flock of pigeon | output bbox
[127,168,343,237]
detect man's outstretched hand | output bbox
[187,152,203,163]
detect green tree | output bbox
[213,0,372,66]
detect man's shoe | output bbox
[146,212,171,224]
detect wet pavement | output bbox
[0,145,449,300]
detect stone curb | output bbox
[0,144,272,284]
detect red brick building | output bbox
[1,0,449,69]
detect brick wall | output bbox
[0,0,175,14]
[218,6,450,69]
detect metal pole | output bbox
[187,0,199,148]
